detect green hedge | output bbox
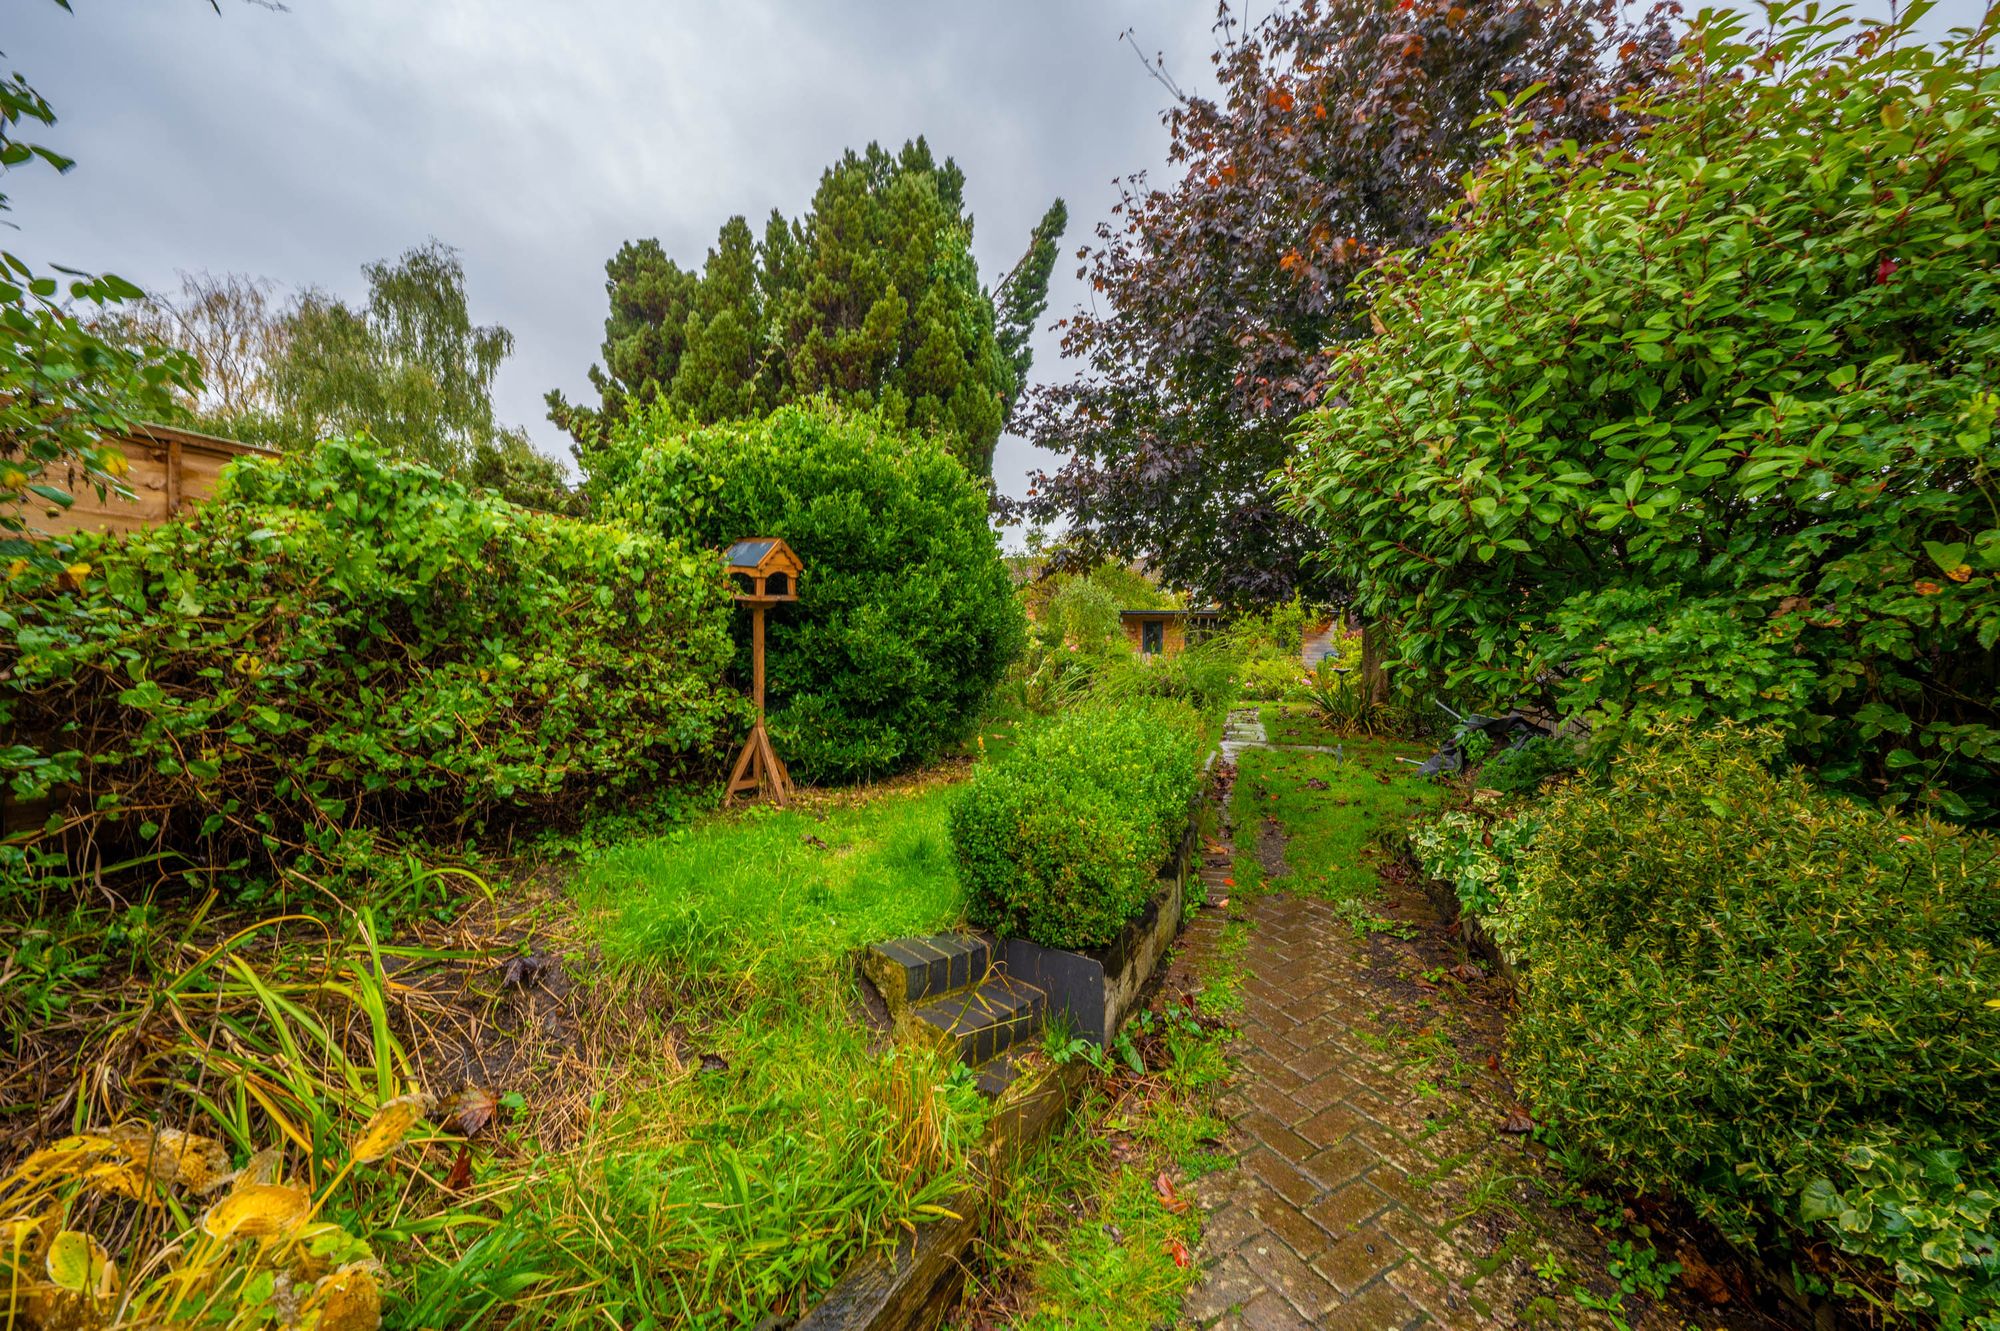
[1287,5,2000,822]
[1436,726,2000,1325]
[950,699,1204,949]
[0,440,737,890]
[597,403,1025,782]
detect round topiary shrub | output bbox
[597,402,1025,782]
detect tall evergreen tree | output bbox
[549,138,1064,480]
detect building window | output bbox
[1142,619,1164,655]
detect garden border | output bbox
[797,777,1212,1331]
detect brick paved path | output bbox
[1172,729,1792,1331]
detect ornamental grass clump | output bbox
[950,699,1204,950]
[1505,724,2000,1324]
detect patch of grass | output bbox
[1234,741,1437,906]
[944,693,1034,763]
[579,784,965,988]
[1258,701,1349,747]
[957,1006,1231,1330]
[1193,918,1249,1019]
[401,779,990,1328]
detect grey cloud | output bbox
[7,0,1216,512]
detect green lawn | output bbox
[1233,738,1438,906]
[1257,700,1348,747]
[581,783,968,985]
[407,781,987,1328]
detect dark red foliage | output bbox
[1011,0,1678,606]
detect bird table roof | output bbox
[723,538,803,574]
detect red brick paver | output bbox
[1174,744,1793,1331]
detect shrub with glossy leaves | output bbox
[1288,4,2000,821]
[597,402,1025,781]
[1503,725,2000,1323]
[950,699,1204,949]
[0,440,737,888]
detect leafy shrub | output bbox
[1296,660,1394,738]
[0,440,737,890]
[950,699,1204,949]
[597,402,1025,781]
[1502,725,2000,1323]
[1040,576,1124,654]
[1408,810,1540,958]
[1476,736,1579,794]
[1288,5,2000,821]
[1094,641,1238,720]
[1237,651,1302,702]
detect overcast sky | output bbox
[5,1,1224,523]
[7,0,1987,529]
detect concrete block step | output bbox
[913,974,1046,1067]
[862,932,996,1007]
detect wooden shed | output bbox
[26,423,276,538]
[1120,608,1226,658]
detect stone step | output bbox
[912,974,1046,1066]
[862,931,996,1006]
[974,1048,1028,1098]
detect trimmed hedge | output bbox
[1425,726,2000,1325]
[598,403,1025,782]
[950,699,1204,950]
[0,440,738,890]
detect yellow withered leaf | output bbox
[232,1144,286,1191]
[79,1162,150,1202]
[299,1262,382,1331]
[201,1183,310,1241]
[13,1135,119,1182]
[46,1230,117,1298]
[348,1093,433,1164]
[155,1129,233,1193]
[107,1123,232,1194]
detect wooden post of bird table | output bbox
[721,538,803,807]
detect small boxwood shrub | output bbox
[1501,725,2000,1324]
[0,440,737,892]
[598,403,1025,782]
[950,699,1204,950]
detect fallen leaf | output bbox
[1102,1223,1125,1245]
[1166,1235,1192,1268]
[1501,1107,1535,1134]
[203,1183,311,1239]
[1154,1170,1189,1214]
[46,1231,117,1298]
[443,1144,473,1193]
[447,1088,500,1137]
[1676,1243,1733,1305]
[801,833,829,850]
[1450,962,1487,982]
[496,952,552,989]
[1485,1053,1501,1072]
[302,1262,383,1331]
[350,1092,434,1164]
[699,1053,730,1074]
[1305,777,1330,790]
